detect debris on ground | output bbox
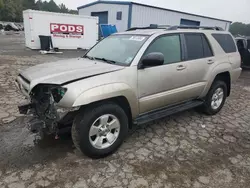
[201,124,206,128]
[39,50,63,55]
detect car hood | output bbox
[20,58,124,87]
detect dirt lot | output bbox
[1,34,250,188]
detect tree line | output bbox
[230,22,250,37]
[0,0,77,22]
[0,0,249,36]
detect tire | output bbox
[202,80,227,115]
[71,118,80,151]
[72,102,128,158]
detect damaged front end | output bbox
[18,84,78,139]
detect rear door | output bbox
[181,33,214,97]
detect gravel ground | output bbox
[1,34,250,188]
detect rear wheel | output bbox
[202,80,227,115]
[72,103,128,158]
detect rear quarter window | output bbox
[212,34,237,53]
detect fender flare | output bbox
[73,83,139,118]
[201,63,231,97]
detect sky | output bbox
[54,0,250,23]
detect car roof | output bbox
[116,29,166,36]
[115,28,229,36]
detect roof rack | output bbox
[127,25,224,32]
[127,24,171,31]
[167,25,224,31]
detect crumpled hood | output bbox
[20,58,124,87]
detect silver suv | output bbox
[17,26,242,158]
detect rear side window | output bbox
[247,40,250,49]
[212,34,237,53]
[184,33,211,61]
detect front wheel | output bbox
[202,80,227,115]
[72,103,128,158]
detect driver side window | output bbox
[144,34,181,65]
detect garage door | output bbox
[91,11,108,38]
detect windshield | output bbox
[86,35,148,66]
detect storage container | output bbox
[23,9,98,50]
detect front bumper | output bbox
[18,102,79,135]
[18,102,34,115]
[15,75,30,98]
[16,75,79,136]
[18,102,46,133]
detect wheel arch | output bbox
[213,71,231,96]
[201,69,231,98]
[78,96,134,129]
[72,83,138,128]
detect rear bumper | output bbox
[231,68,242,81]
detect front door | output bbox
[138,34,190,114]
[91,11,108,39]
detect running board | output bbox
[134,100,204,125]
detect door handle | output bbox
[176,65,186,71]
[207,59,215,64]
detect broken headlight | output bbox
[51,87,67,103]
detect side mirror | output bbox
[139,52,164,69]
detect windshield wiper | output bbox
[95,57,117,64]
[84,55,96,61]
[84,56,117,64]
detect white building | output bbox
[78,1,232,32]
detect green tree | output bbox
[1,0,16,21]
[0,0,78,22]
[35,0,44,10]
[14,0,23,22]
[46,0,60,12]
[0,0,4,9]
[0,0,4,21]
[69,9,78,14]
[59,3,68,13]
[22,0,36,10]
[230,22,250,36]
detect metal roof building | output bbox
[78,1,232,32]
